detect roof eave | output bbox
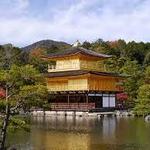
[42,52,111,60]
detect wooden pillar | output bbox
[86,93,88,103]
[67,93,70,109]
[67,94,70,104]
[86,93,89,110]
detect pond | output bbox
[7,116,150,150]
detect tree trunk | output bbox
[0,104,10,150]
[0,86,10,150]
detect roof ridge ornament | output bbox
[72,40,81,47]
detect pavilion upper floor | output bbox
[42,47,111,73]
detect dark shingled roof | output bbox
[44,47,111,58]
[45,70,122,78]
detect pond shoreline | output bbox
[30,110,135,118]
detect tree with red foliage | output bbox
[117,93,128,101]
[0,88,5,98]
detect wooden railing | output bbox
[50,103,95,111]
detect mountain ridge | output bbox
[22,39,71,56]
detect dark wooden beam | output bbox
[67,94,70,104]
[86,93,88,103]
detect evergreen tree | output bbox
[119,60,143,108]
[144,52,150,66]
[134,66,150,115]
[134,84,150,116]
[0,44,23,69]
[0,65,48,149]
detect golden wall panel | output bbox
[47,81,68,91]
[48,58,80,72]
[47,78,88,91]
[80,60,105,71]
[68,79,88,90]
[88,75,120,91]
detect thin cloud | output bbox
[0,0,150,46]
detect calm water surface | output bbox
[7,116,150,150]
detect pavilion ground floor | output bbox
[48,91,120,112]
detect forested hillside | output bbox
[0,39,150,115]
[22,40,71,56]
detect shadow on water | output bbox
[7,116,150,150]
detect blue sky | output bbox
[0,0,150,46]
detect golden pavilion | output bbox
[44,45,123,111]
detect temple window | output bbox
[48,61,56,70]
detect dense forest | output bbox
[0,39,150,115]
[81,39,150,115]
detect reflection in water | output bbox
[7,116,150,150]
[102,117,116,140]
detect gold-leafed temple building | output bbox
[44,46,123,111]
